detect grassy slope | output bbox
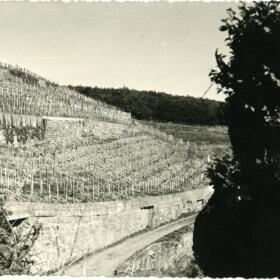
[140,121,231,158]
[141,121,229,145]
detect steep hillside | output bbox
[0,63,209,203]
[0,63,131,123]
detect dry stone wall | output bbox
[0,113,129,146]
[5,187,212,275]
[44,116,128,144]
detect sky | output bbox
[0,1,238,101]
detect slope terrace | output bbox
[0,62,131,124]
[0,63,209,203]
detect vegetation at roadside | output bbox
[116,224,203,278]
[0,198,41,275]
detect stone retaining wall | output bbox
[5,187,212,275]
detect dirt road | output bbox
[59,214,196,277]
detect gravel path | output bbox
[59,214,197,277]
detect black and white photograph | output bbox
[0,0,279,278]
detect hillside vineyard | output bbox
[0,63,208,203]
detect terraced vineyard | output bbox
[141,120,230,158]
[0,63,210,203]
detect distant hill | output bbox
[71,86,225,126]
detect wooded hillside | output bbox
[71,86,225,126]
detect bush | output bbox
[0,199,41,275]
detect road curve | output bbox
[59,214,197,277]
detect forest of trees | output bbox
[71,86,225,126]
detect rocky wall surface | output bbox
[44,117,128,143]
[5,187,212,275]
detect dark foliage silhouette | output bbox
[193,1,280,277]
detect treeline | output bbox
[70,86,225,125]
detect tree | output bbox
[210,1,280,201]
[193,2,280,277]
